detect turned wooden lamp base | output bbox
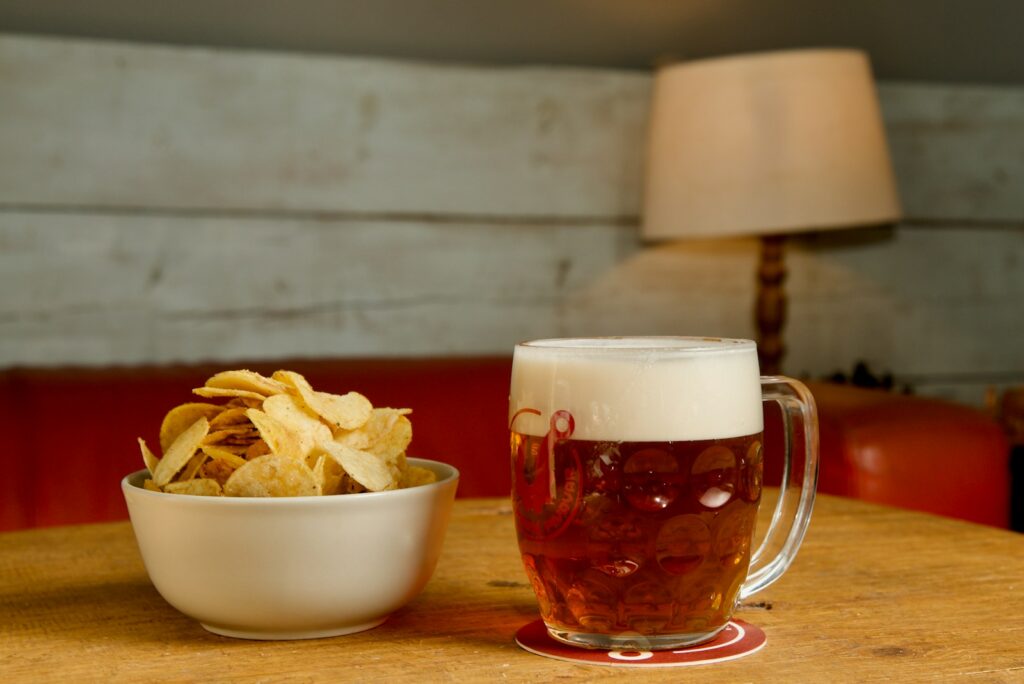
[756,235,787,376]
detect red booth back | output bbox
[0,359,1009,530]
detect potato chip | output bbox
[209,444,249,455]
[201,445,248,469]
[224,453,321,497]
[153,417,210,486]
[323,442,399,492]
[138,438,159,475]
[159,403,223,453]
[310,454,326,490]
[309,391,373,431]
[245,439,272,460]
[138,367,424,497]
[339,472,367,494]
[270,369,309,396]
[179,451,208,482]
[273,370,372,431]
[163,478,223,496]
[401,465,438,488]
[219,433,261,449]
[209,407,250,428]
[370,405,413,458]
[204,427,256,444]
[199,458,236,487]
[226,397,264,409]
[304,451,346,495]
[337,408,412,459]
[271,369,311,392]
[263,393,333,458]
[246,409,306,461]
[203,369,287,397]
[322,457,346,495]
[193,387,268,402]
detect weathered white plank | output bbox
[4,36,1024,224]
[0,212,630,365]
[880,83,1024,223]
[0,34,648,219]
[785,225,1024,378]
[565,225,1024,394]
[2,35,1023,409]
[562,237,759,340]
[3,212,1021,403]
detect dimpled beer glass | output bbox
[510,337,819,650]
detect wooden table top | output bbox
[2,493,1022,682]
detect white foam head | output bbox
[510,337,763,441]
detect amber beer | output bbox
[512,432,762,640]
[510,337,778,650]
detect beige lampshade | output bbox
[642,49,901,240]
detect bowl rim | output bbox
[122,456,459,505]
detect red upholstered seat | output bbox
[781,382,1009,527]
[0,359,1009,530]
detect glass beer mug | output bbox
[509,337,819,650]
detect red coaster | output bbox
[514,619,766,668]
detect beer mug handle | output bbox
[739,376,820,599]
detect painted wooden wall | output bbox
[1,35,1022,406]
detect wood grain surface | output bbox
[1,494,1022,682]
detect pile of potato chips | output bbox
[138,369,436,497]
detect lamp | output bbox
[642,49,901,374]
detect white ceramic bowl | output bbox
[122,458,459,640]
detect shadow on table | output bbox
[1,573,542,650]
[388,596,540,646]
